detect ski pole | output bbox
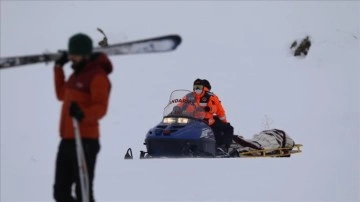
[72,118,90,202]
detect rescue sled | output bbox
[229,129,303,158]
[229,143,303,158]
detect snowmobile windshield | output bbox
[163,90,206,120]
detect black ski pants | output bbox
[53,139,100,202]
[210,117,234,150]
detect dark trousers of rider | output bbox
[210,117,234,151]
[54,139,100,202]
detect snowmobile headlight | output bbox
[177,118,189,124]
[163,117,176,124]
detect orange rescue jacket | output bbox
[193,88,227,125]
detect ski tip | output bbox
[149,34,182,47]
[170,34,182,43]
[166,34,182,47]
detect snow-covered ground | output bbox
[1,1,359,202]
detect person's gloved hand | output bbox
[69,101,84,122]
[55,51,69,67]
[204,106,211,112]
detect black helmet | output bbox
[193,78,211,91]
[202,79,211,90]
[193,78,203,85]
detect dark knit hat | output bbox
[202,79,211,90]
[68,33,93,55]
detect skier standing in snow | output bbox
[192,79,234,153]
[53,33,113,202]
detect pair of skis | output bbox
[0,31,182,69]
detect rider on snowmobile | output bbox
[192,79,234,152]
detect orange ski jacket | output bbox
[54,53,112,139]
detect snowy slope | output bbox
[1,1,359,202]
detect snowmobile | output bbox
[124,90,303,159]
[125,90,219,159]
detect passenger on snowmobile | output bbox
[191,79,234,152]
